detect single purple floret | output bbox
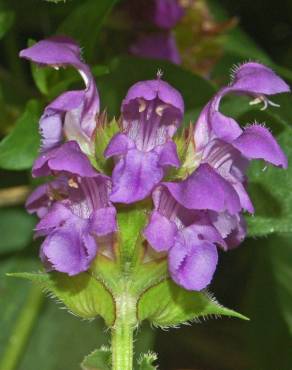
[20,36,100,156]
[105,77,184,203]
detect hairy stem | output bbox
[111,288,136,370]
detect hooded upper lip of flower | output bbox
[104,77,184,204]
[193,62,289,214]
[19,36,100,156]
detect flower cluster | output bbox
[128,0,184,64]
[22,36,289,291]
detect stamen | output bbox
[68,178,79,189]
[249,95,280,111]
[157,69,163,79]
[155,104,168,117]
[138,99,146,113]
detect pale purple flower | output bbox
[193,62,288,214]
[20,36,99,156]
[29,173,116,275]
[129,32,181,65]
[105,77,184,203]
[143,176,230,290]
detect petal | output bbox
[164,163,241,214]
[110,149,163,203]
[152,0,184,29]
[155,140,180,167]
[122,79,184,115]
[40,91,84,151]
[26,184,50,218]
[35,202,72,237]
[211,111,243,142]
[232,181,254,213]
[231,62,290,95]
[89,206,117,236]
[225,214,247,249]
[232,124,288,168]
[32,141,98,178]
[104,133,135,158]
[19,36,82,67]
[169,227,218,291]
[40,221,97,275]
[130,32,181,65]
[144,211,177,251]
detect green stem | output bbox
[111,289,136,370]
[0,285,43,370]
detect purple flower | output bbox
[193,63,288,212]
[30,173,117,275]
[105,77,184,203]
[144,180,229,291]
[129,32,181,65]
[129,0,184,30]
[150,0,185,29]
[32,140,98,178]
[20,36,99,156]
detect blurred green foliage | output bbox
[0,0,292,369]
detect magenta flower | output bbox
[20,36,100,156]
[105,77,184,203]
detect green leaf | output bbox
[97,56,216,117]
[81,347,111,370]
[244,235,292,370]
[0,208,35,254]
[138,278,248,327]
[58,0,118,60]
[0,100,40,170]
[9,271,115,326]
[0,10,14,39]
[137,352,158,370]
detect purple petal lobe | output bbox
[169,227,218,291]
[164,164,241,214]
[40,91,84,151]
[32,141,97,177]
[144,211,177,251]
[231,62,290,95]
[40,221,97,275]
[89,207,117,236]
[232,125,288,168]
[104,133,135,158]
[156,141,180,167]
[211,111,242,142]
[110,149,163,203]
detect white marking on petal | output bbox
[138,99,146,113]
